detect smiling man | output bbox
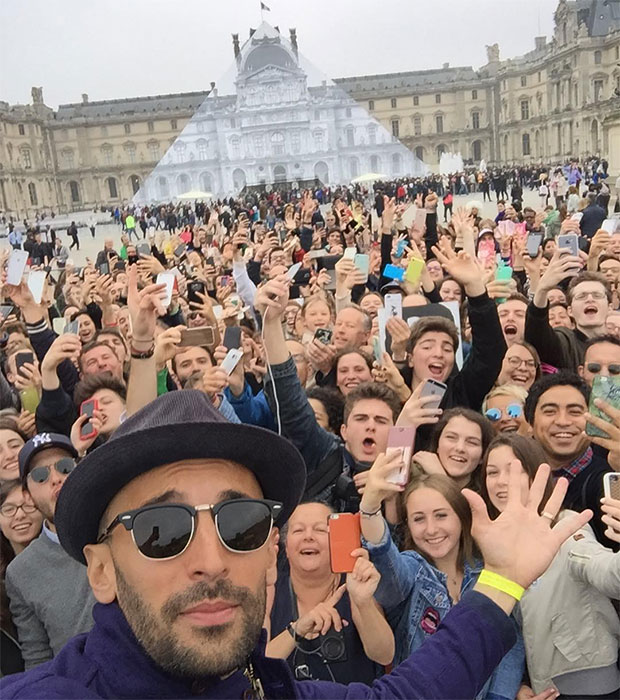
[524,372,616,550]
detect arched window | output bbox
[522,133,531,156]
[367,124,377,145]
[370,155,381,172]
[101,145,113,165]
[414,146,424,161]
[349,157,360,179]
[472,112,480,130]
[346,126,355,147]
[472,140,483,161]
[28,182,38,206]
[437,144,447,160]
[173,141,187,164]
[199,172,213,192]
[106,177,119,199]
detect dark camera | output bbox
[320,628,346,663]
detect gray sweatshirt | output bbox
[5,527,95,669]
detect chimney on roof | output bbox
[289,28,298,57]
[82,93,89,104]
[534,36,546,51]
[232,33,240,58]
[31,87,43,104]
[443,62,449,69]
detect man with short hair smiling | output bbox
[79,342,123,379]
[1,392,592,698]
[5,433,95,669]
[524,372,616,549]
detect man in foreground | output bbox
[1,390,590,699]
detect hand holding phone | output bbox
[385,427,415,485]
[80,398,99,439]
[328,513,361,573]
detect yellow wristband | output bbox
[478,569,525,601]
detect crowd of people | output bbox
[0,155,619,699]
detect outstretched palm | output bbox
[462,462,592,589]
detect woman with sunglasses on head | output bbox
[482,385,530,436]
[481,434,620,700]
[1,480,43,676]
[266,501,394,683]
[359,460,524,700]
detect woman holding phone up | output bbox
[359,454,524,700]
[481,434,620,700]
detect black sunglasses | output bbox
[586,363,620,376]
[28,458,77,484]
[98,498,282,560]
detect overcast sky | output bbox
[1,0,560,109]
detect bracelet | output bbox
[287,622,299,640]
[359,505,382,518]
[478,569,525,601]
[130,345,155,359]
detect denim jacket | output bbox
[365,523,524,700]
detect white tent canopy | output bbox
[351,173,387,184]
[174,190,213,201]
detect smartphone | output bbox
[383,263,404,282]
[558,234,579,257]
[308,249,327,259]
[223,326,242,351]
[220,348,244,375]
[395,239,408,258]
[293,267,311,286]
[0,305,14,324]
[385,293,403,319]
[586,375,620,439]
[354,254,370,283]
[314,328,333,345]
[64,318,80,335]
[343,247,357,260]
[52,317,65,335]
[603,472,620,500]
[137,242,151,257]
[80,398,98,439]
[25,270,46,305]
[328,513,361,574]
[372,336,383,366]
[414,208,427,230]
[420,379,448,409]
[571,212,583,223]
[6,250,28,286]
[496,264,513,282]
[526,233,543,258]
[178,326,216,348]
[15,351,34,376]
[477,239,496,263]
[405,258,425,285]
[174,244,186,258]
[156,273,175,307]
[601,219,618,235]
[99,262,110,276]
[385,426,416,486]
[286,262,302,282]
[187,281,206,305]
[219,275,231,288]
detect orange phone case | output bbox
[328,513,361,573]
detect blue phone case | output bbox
[383,264,404,281]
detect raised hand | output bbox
[346,549,381,605]
[396,382,443,429]
[462,462,592,590]
[254,275,290,320]
[294,584,348,639]
[585,399,620,471]
[127,264,167,345]
[432,241,486,296]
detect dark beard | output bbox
[114,566,266,679]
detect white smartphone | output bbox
[286,262,302,281]
[601,219,618,235]
[570,212,583,223]
[27,270,47,304]
[7,250,28,286]
[377,307,388,356]
[211,304,223,320]
[156,273,175,307]
[603,472,620,500]
[384,293,403,319]
[52,317,66,335]
[343,247,357,260]
[220,348,243,375]
[420,379,448,409]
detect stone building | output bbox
[1,0,619,218]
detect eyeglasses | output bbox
[28,458,77,484]
[506,356,536,370]
[0,502,38,518]
[98,498,282,560]
[572,291,607,302]
[586,362,620,376]
[485,403,523,422]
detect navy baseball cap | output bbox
[19,432,78,481]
